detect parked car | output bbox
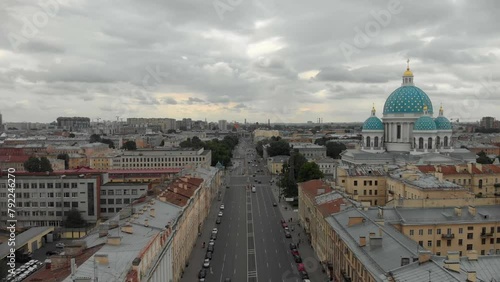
[55,243,65,248]
[273,202,277,207]
[289,243,297,250]
[297,263,305,271]
[212,228,218,234]
[282,222,288,228]
[292,249,300,256]
[294,255,302,263]
[299,270,309,279]
[207,245,214,253]
[198,269,207,281]
[218,211,223,217]
[46,251,58,256]
[205,251,212,260]
[203,258,210,268]
[220,204,225,210]
[285,231,292,238]
[216,217,221,224]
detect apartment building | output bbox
[315,157,336,178]
[291,143,326,161]
[386,168,474,202]
[416,163,500,196]
[111,147,211,170]
[127,117,177,131]
[298,179,347,272]
[389,205,500,256]
[99,182,149,218]
[0,171,101,228]
[266,155,289,174]
[336,165,387,206]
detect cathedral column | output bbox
[392,123,397,143]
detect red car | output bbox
[281,219,286,224]
[297,263,305,271]
[282,222,288,228]
[291,249,299,256]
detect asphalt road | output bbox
[182,138,305,282]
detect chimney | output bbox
[466,250,478,261]
[467,163,473,174]
[446,251,460,261]
[418,250,432,264]
[377,206,384,218]
[369,237,382,247]
[443,260,460,272]
[369,232,376,238]
[121,224,133,234]
[359,236,366,247]
[173,187,178,194]
[476,163,482,171]
[107,236,121,246]
[468,205,476,216]
[436,172,443,182]
[95,254,109,265]
[98,224,109,238]
[466,271,477,282]
[132,258,141,272]
[70,258,76,276]
[317,188,325,195]
[149,208,155,217]
[378,227,383,237]
[348,216,364,227]
[144,218,149,227]
[454,207,462,217]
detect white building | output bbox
[111,148,212,170]
[218,119,227,131]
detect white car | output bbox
[203,258,210,268]
[218,211,223,217]
[212,228,218,234]
[56,243,65,248]
[220,204,225,210]
[209,239,215,247]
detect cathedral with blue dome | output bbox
[361,62,453,154]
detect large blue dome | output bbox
[435,116,452,130]
[362,116,384,131]
[383,86,434,114]
[414,116,437,131]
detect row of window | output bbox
[122,156,203,162]
[409,226,499,236]
[418,238,500,248]
[101,189,139,195]
[353,180,379,186]
[101,207,122,213]
[353,189,379,196]
[1,209,77,217]
[99,198,134,205]
[0,192,83,199]
[121,162,196,168]
[0,182,79,189]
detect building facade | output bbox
[336,166,387,206]
[111,148,211,170]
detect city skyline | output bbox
[1,0,500,123]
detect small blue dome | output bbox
[362,116,384,131]
[383,86,434,114]
[435,116,452,130]
[414,116,437,131]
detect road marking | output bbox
[279,262,281,268]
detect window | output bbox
[48,202,54,207]
[354,181,358,186]
[63,183,69,188]
[124,199,130,204]
[108,199,114,204]
[124,189,130,195]
[132,189,138,195]
[56,202,62,208]
[39,183,45,188]
[55,183,61,188]
[72,202,78,208]
[418,241,423,247]
[397,125,401,139]
[419,229,423,236]
[31,183,37,188]
[354,190,358,195]
[428,229,432,235]
[101,190,106,195]
[115,189,122,195]
[409,230,414,236]
[47,183,54,188]
[72,192,78,198]
[100,199,106,204]
[64,192,70,198]
[437,240,441,247]
[467,233,473,239]
[481,238,486,245]
[374,180,378,185]
[64,202,70,208]
[468,226,474,231]
[71,183,78,188]
[108,190,114,196]
[23,183,29,189]
[437,229,441,235]
[40,202,46,207]
[459,228,463,234]
[466,244,473,250]
[447,240,452,247]
[459,239,463,246]
[116,199,122,205]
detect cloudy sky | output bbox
[1,0,499,124]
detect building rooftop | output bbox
[342,165,387,177]
[0,227,54,259]
[389,169,464,190]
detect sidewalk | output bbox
[270,182,331,282]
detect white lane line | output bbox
[278,262,281,268]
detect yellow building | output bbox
[89,154,114,170]
[390,205,500,257]
[336,166,387,206]
[68,153,88,169]
[386,168,474,202]
[415,163,500,197]
[266,155,289,174]
[298,179,347,277]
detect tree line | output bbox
[179,135,239,167]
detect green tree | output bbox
[64,209,87,228]
[255,140,265,157]
[267,140,290,157]
[297,162,324,182]
[326,142,347,159]
[40,157,53,172]
[69,133,76,138]
[289,151,307,179]
[89,134,101,143]
[101,138,115,149]
[167,129,176,134]
[57,153,69,170]
[24,157,41,172]
[122,140,137,151]
[159,140,165,146]
[477,151,493,164]
[277,163,298,198]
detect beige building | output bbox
[298,179,347,275]
[253,129,280,142]
[266,155,289,174]
[68,153,88,169]
[336,166,387,206]
[390,205,500,257]
[386,168,474,203]
[416,163,500,197]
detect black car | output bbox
[211,233,217,240]
[294,255,302,263]
[46,251,58,256]
[289,243,297,250]
[199,269,207,280]
[207,245,214,253]
[273,202,277,207]
[205,251,212,259]
[216,217,221,224]
[299,270,309,279]
[285,231,292,238]
[226,185,230,189]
